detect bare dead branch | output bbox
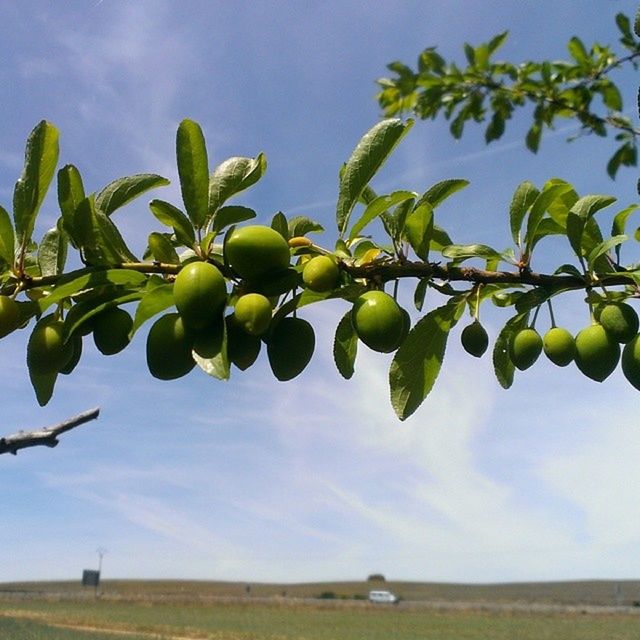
[0,407,100,456]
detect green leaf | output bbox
[413,278,429,311]
[565,195,616,259]
[149,199,196,248]
[0,205,15,267]
[38,268,148,313]
[487,31,508,54]
[176,119,209,228]
[95,174,169,216]
[441,243,504,262]
[492,313,529,389]
[333,311,358,379]
[509,181,539,246]
[336,118,413,236]
[635,7,640,37]
[485,112,505,143]
[389,297,465,421]
[586,234,627,268]
[212,206,256,234]
[57,164,85,248]
[288,216,324,238]
[348,191,415,242]
[38,225,67,277]
[208,154,266,217]
[567,36,588,65]
[271,211,289,240]
[13,121,60,247]
[404,202,434,260]
[131,281,175,337]
[525,122,542,153]
[601,83,623,112]
[192,321,229,381]
[419,179,469,208]
[74,195,138,265]
[524,183,572,254]
[612,204,640,236]
[63,289,141,339]
[147,232,180,264]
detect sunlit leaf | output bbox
[177,119,209,228]
[333,311,358,379]
[337,118,413,236]
[95,174,169,216]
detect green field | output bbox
[1,596,640,640]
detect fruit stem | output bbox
[530,304,541,330]
[392,279,399,301]
[546,299,557,329]
[473,285,482,321]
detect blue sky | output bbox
[1,1,640,584]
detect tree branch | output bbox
[0,407,100,456]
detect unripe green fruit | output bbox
[146,313,195,380]
[509,328,542,370]
[27,317,74,375]
[173,261,227,331]
[59,334,83,375]
[351,291,405,353]
[267,317,315,381]
[302,255,340,292]
[92,307,133,355]
[543,327,575,367]
[0,295,20,338]
[234,293,272,336]
[461,320,489,358]
[574,323,620,382]
[226,314,261,370]
[621,334,640,390]
[599,302,639,344]
[225,225,290,281]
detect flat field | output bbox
[1,595,640,640]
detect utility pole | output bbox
[96,548,107,597]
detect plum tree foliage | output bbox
[2,9,640,421]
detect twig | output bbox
[0,407,100,456]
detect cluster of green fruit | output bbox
[460,301,640,390]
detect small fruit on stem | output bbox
[461,320,489,357]
[302,255,340,292]
[351,291,405,353]
[234,293,272,336]
[509,328,542,370]
[543,327,575,366]
[574,323,620,381]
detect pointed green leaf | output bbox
[13,121,60,246]
[38,268,147,313]
[176,119,209,228]
[38,225,67,277]
[149,199,196,248]
[131,281,175,337]
[208,154,266,217]
[212,205,256,234]
[337,118,413,236]
[95,174,169,216]
[147,232,180,264]
[288,216,324,238]
[57,164,85,249]
[524,183,573,255]
[271,211,289,240]
[0,204,15,267]
[635,7,640,37]
[586,234,628,268]
[404,202,434,260]
[192,321,229,380]
[74,195,138,265]
[612,204,640,236]
[567,36,588,65]
[348,191,415,242]
[509,181,539,246]
[441,243,504,261]
[487,31,508,54]
[333,311,358,379]
[525,122,542,153]
[389,297,465,421]
[492,313,529,389]
[413,278,429,312]
[419,179,469,208]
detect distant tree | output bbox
[367,574,386,582]
[0,8,638,440]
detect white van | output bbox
[368,589,398,603]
